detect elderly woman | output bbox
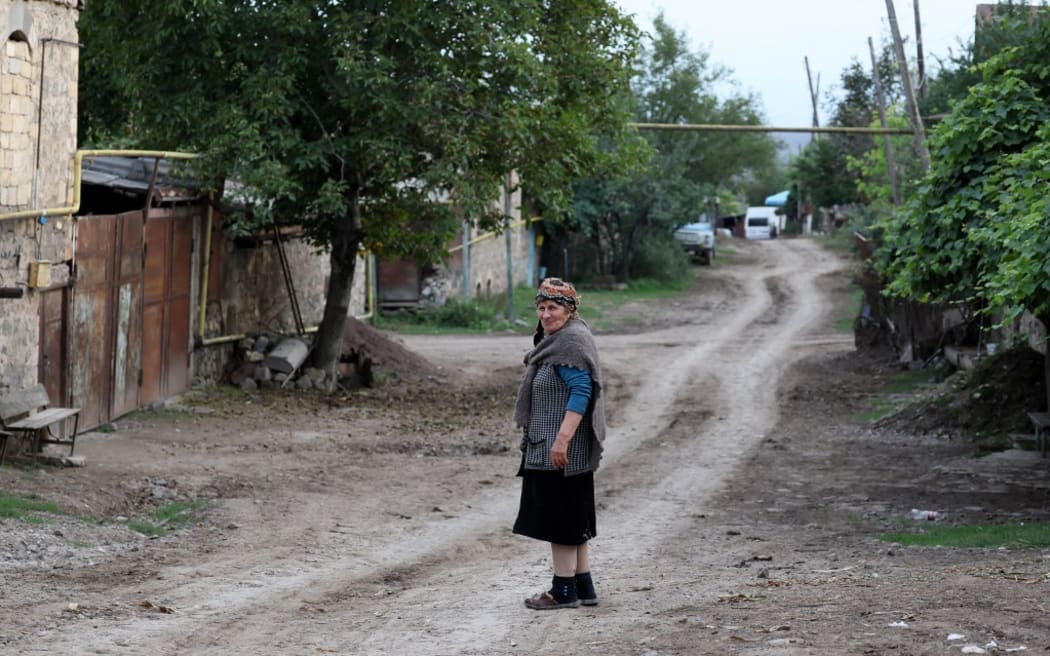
[513,277,607,610]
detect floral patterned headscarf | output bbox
[535,277,580,312]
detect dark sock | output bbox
[575,571,597,600]
[549,575,578,603]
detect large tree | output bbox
[789,47,902,215]
[79,0,640,379]
[568,14,777,282]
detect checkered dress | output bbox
[523,364,593,475]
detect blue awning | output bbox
[764,190,790,206]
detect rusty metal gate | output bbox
[141,207,193,406]
[71,208,193,430]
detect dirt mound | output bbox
[341,318,441,382]
[880,346,1046,445]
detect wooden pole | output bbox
[804,56,821,131]
[885,0,931,171]
[869,37,901,206]
[913,0,926,99]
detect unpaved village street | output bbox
[5,237,1050,655]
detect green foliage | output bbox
[378,291,534,334]
[401,299,498,331]
[847,113,927,212]
[834,287,864,334]
[788,46,903,215]
[876,13,1050,323]
[129,500,207,537]
[880,521,1050,548]
[0,493,59,520]
[567,13,778,282]
[851,369,938,423]
[629,231,691,283]
[921,1,1046,116]
[79,0,643,371]
[789,137,859,210]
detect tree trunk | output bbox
[311,200,364,387]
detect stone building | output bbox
[380,177,538,310]
[0,0,81,400]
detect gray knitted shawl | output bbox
[514,318,607,470]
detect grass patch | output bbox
[378,275,695,335]
[853,398,899,423]
[0,492,60,520]
[852,369,939,423]
[814,229,859,255]
[880,521,1050,549]
[128,500,208,537]
[882,369,938,394]
[377,292,533,335]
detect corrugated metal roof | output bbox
[81,156,201,203]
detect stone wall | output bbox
[0,0,80,393]
[439,178,536,303]
[194,227,369,383]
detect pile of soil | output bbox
[879,346,1047,445]
[341,317,442,382]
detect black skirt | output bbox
[512,466,596,545]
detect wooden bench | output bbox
[0,384,80,464]
[1027,411,1050,458]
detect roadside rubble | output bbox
[227,319,441,394]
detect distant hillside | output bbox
[776,132,812,162]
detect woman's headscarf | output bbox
[535,277,579,312]
[533,278,580,345]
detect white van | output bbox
[744,206,778,240]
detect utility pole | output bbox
[804,56,821,132]
[913,0,927,99]
[869,37,902,206]
[504,172,515,322]
[885,0,931,172]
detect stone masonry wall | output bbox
[439,178,535,304]
[194,230,369,383]
[0,0,80,393]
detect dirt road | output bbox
[5,237,1050,655]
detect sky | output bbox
[614,0,981,131]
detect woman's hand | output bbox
[551,434,572,469]
[552,410,583,469]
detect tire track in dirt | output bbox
[31,239,847,656]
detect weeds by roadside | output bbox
[127,500,209,537]
[0,493,59,521]
[851,369,940,423]
[880,521,1050,549]
[1,490,207,538]
[378,273,697,334]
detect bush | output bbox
[630,232,691,283]
[415,299,492,329]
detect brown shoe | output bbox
[524,591,580,610]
